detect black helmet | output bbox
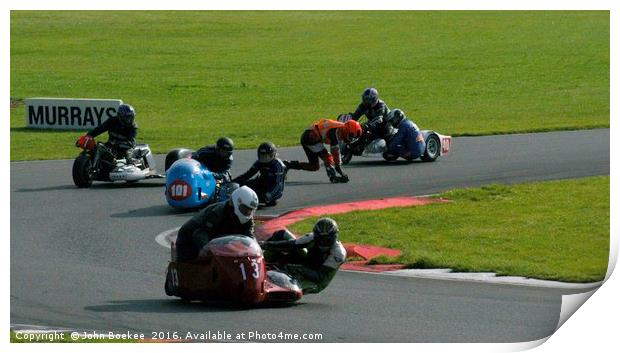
[387,109,406,127]
[257,141,277,164]
[117,103,135,124]
[313,217,339,248]
[216,137,234,159]
[362,87,379,107]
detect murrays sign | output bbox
[25,98,123,130]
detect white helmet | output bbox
[231,186,259,223]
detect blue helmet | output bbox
[362,87,379,107]
[117,104,135,124]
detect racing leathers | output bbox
[386,118,426,160]
[284,119,349,183]
[351,99,392,140]
[86,116,138,159]
[233,158,286,206]
[262,230,346,294]
[191,145,233,182]
[175,200,255,262]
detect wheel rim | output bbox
[427,137,439,157]
[86,161,95,181]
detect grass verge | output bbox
[289,176,610,283]
[10,11,609,160]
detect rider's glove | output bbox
[365,120,378,131]
[76,135,95,149]
[213,172,231,183]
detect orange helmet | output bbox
[342,120,362,142]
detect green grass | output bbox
[10,330,137,343]
[289,176,610,283]
[10,11,609,160]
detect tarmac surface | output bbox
[10,129,609,342]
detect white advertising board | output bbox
[25,98,123,130]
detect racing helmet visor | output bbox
[317,233,337,247]
[258,151,275,164]
[217,148,233,160]
[238,203,255,217]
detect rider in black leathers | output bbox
[350,87,392,140]
[192,137,234,182]
[82,103,138,159]
[175,186,258,262]
[233,142,286,206]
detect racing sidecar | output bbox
[72,137,163,188]
[165,235,303,304]
[337,115,452,164]
[164,157,236,209]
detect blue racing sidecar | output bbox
[165,156,235,209]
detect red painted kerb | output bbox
[256,196,448,272]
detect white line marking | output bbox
[155,227,180,249]
[343,268,602,289]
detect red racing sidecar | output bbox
[164,235,303,305]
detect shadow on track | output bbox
[92,182,165,189]
[84,299,302,313]
[343,160,421,168]
[111,205,197,218]
[17,185,77,192]
[284,180,331,186]
[17,181,165,193]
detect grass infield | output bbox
[10,11,609,160]
[289,176,610,283]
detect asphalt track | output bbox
[10,129,609,342]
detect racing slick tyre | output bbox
[164,269,176,296]
[164,148,193,172]
[421,134,441,162]
[72,154,94,188]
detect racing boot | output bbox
[283,160,301,171]
[335,166,349,183]
[326,166,348,183]
[265,199,278,207]
[382,151,399,161]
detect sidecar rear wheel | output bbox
[421,134,441,162]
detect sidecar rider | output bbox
[260,218,346,294]
[76,103,138,159]
[192,137,234,182]
[175,186,259,262]
[384,109,426,161]
[233,141,287,207]
[350,87,392,140]
[284,119,362,183]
